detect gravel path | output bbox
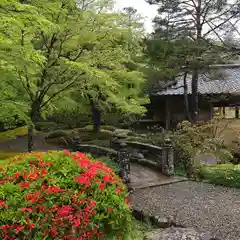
[129,181,240,240]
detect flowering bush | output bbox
[0,150,132,239]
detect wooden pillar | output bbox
[165,96,170,130]
[235,107,239,119]
[209,103,213,120]
[222,107,226,117]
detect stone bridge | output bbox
[71,136,185,190]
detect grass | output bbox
[0,150,22,160]
[0,126,39,142]
[105,220,152,240]
[198,164,240,188]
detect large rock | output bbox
[145,227,217,240]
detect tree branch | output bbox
[202,6,239,37]
[40,72,85,108]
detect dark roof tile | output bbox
[155,66,240,96]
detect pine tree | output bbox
[146,0,240,122]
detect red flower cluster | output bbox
[0,150,129,239]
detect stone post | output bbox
[118,142,131,184]
[72,136,82,152]
[162,137,174,176]
[110,133,120,150]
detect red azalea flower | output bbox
[77,159,91,169]
[74,176,91,186]
[98,183,104,191]
[103,174,116,183]
[50,229,58,237]
[0,180,6,185]
[19,182,30,189]
[46,186,64,194]
[63,149,71,155]
[13,172,21,179]
[28,223,35,229]
[108,207,113,212]
[116,187,121,194]
[0,200,8,209]
[15,225,25,233]
[58,205,74,217]
[20,208,32,213]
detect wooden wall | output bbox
[149,95,212,128]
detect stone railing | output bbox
[73,144,118,160]
[71,135,174,179]
[111,135,174,177]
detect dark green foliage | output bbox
[47,107,91,129]
[86,140,110,148]
[78,130,113,142]
[45,130,69,140]
[45,128,112,147]
[0,114,26,132]
[35,121,60,132]
[102,125,116,132]
[198,164,240,188]
[171,120,233,178]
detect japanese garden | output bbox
[0,0,240,239]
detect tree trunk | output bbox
[28,124,34,152]
[91,101,101,133]
[183,72,192,122]
[27,102,41,152]
[191,69,199,123]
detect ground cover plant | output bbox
[197,164,240,188]
[0,150,133,239]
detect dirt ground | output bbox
[0,133,63,154]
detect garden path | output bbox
[0,133,63,153]
[129,181,240,240]
[129,163,186,189]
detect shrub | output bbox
[47,107,91,129]
[87,139,110,148]
[0,151,132,239]
[102,125,116,132]
[197,164,240,188]
[78,130,113,142]
[35,121,60,132]
[171,120,232,178]
[83,125,94,131]
[45,137,71,146]
[45,130,69,140]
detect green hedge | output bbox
[198,164,240,188]
[45,130,69,139]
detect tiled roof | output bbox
[154,65,240,96]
